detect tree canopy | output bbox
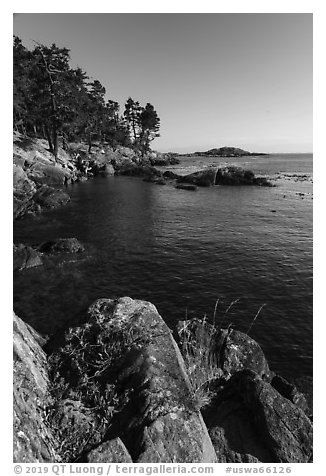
[13,36,160,157]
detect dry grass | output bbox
[178,298,266,410]
[177,315,223,410]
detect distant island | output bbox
[177,146,268,157]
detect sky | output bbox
[13,13,312,153]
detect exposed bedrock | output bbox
[13,313,60,462]
[13,298,313,463]
[47,297,217,463]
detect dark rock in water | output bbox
[205,369,313,463]
[163,170,183,180]
[13,314,59,462]
[176,184,198,191]
[215,166,272,186]
[33,185,70,209]
[178,166,272,187]
[116,164,162,179]
[215,166,255,185]
[271,375,310,416]
[177,168,216,187]
[38,238,84,254]
[13,244,43,271]
[86,438,133,463]
[143,177,166,185]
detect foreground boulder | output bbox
[177,319,271,382]
[13,314,59,462]
[177,318,312,463]
[48,297,217,463]
[206,370,312,463]
[13,301,313,463]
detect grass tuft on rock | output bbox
[47,309,156,461]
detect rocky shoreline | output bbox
[13,297,313,463]
[13,137,312,463]
[13,134,274,221]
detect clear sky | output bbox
[13,13,312,153]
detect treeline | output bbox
[13,36,160,157]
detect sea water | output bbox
[13,153,313,379]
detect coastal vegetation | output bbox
[13,36,160,158]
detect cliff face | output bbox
[13,297,313,464]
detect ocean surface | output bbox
[13,153,313,379]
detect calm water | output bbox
[13,154,313,379]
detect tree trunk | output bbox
[53,124,58,159]
[45,124,54,153]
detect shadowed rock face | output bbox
[13,314,59,463]
[206,370,313,463]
